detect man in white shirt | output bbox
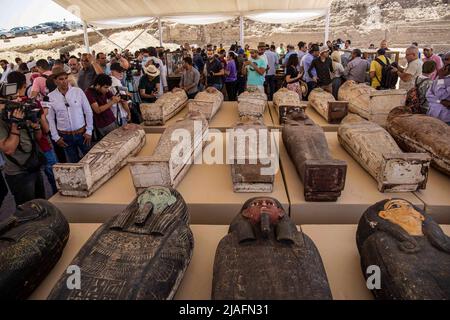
[109,63,131,126]
[393,46,423,91]
[46,68,94,163]
[0,60,13,83]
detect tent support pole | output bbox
[89,24,124,51]
[83,20,90,53]
[158,17,163,47]
[239,16,244,46]
[324,7,331,44]
[123,19,156,51]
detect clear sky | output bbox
[0,0,80,30]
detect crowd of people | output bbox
[0,38,449,209]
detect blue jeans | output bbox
[44,149,58,195]
[61,133,91,163]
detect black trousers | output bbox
[225,81,238,101]
[5,171,45,206]
[0,171,8,208]
[265,75,276,101]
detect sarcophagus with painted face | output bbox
[0,200,69,300]
[212,197,332,300]
[129,112,208,192]
[386,106,450,176]
[237,91,268,118]
[48,186,194,300]
[282,110,347,201]
[229,119,275,193]
[357,199,450,300]
[338,114,430,192]
[308,88,348,124]
[53,125,146,197]
[188,87,224,120]
[273,88,307,124]
[338,80,406,127]
[140,88,188,125]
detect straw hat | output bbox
[144,64,160,77]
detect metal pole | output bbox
[239,16,244,47]
[83,20,90,53]
[123,19,156,51]
[89,24,124,51]
[158,17,163,47]
[324,7,331,44]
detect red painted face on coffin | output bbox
[242,198,284,225]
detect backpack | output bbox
[375,57,398,90]
[405,77,429,114]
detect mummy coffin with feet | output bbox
[308,88,348,124]
[338,80,406,127]
[338,114,430,192]
[273,88,307,125]
[129,112,208,192]
[237,91,268,118]
[53,125,146,197]
[188,87,224,120]
[140,88,188,125]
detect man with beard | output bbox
[205,49,225,91]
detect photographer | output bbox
[0,72,46,205]
[109,63,131,126]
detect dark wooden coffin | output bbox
[48,186,194,300]
[387,106,450,176]
[212,197,332,300]
[356,199,450,300]
[282,111,347,201]
[0,200,69,300]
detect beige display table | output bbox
[142,101,274,133]
[414,169,450,223]
[280,132,426,225]
[268,102,339,132]
[30,224,450,300]
[50,133,289,225]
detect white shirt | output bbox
[399,58,423,91]
[0,65,13,83]
[110,76,128,119]
[47,86,94,142]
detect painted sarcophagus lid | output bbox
[338,114,430,192]
[48,186,194,300]
[282,110,346,201]
[212,197,332,300]
[53,125,146,197]
[308,88,348,124]
[129,112,208,192]
[357,199,450,300]
[0,200,69,300]
[387,106,450,176]
[188,87,224,120]
[140,88,188,125]
[273,88,307,124]
[229,119,275,193]
[338,80,406,127]
[237,91,268,118]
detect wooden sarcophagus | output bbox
[53,125,146,197]
[338,114,430,192]
[212,197,332,300]
[48,186,194,300]
[356,199,450,300]
[273,88,307,125]
[129,112,208,192]
[308,88,348,124]
[140,88,188,125]
[230,119,275,193]
[282,111,347,201]
[386,106,450,176]
[237,91,268,118]
[0,200,69,300]
[188,87,224,120]
[338,80,406,127]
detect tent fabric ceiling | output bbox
[54,0,331,25]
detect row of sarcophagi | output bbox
[1,190,449,300]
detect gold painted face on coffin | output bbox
[378,200,425,236]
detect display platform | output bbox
[414,169,450,223]
[142,101,274,133]
[50,133,289,225]
[279,132,427,225]
[29,224,450,300]
[268,102,339,132]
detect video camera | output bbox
[0,83,41,128]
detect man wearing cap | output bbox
[301,44,320,97]
[423,45,443,80]
[308,45,334,92]
[110,63,131,126]
[344,49,370,84]
[47,67,94,163]
[139,63,161,103]
[426,51,450,125]
[242,49,267,93]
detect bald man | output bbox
[393,46,423,91]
